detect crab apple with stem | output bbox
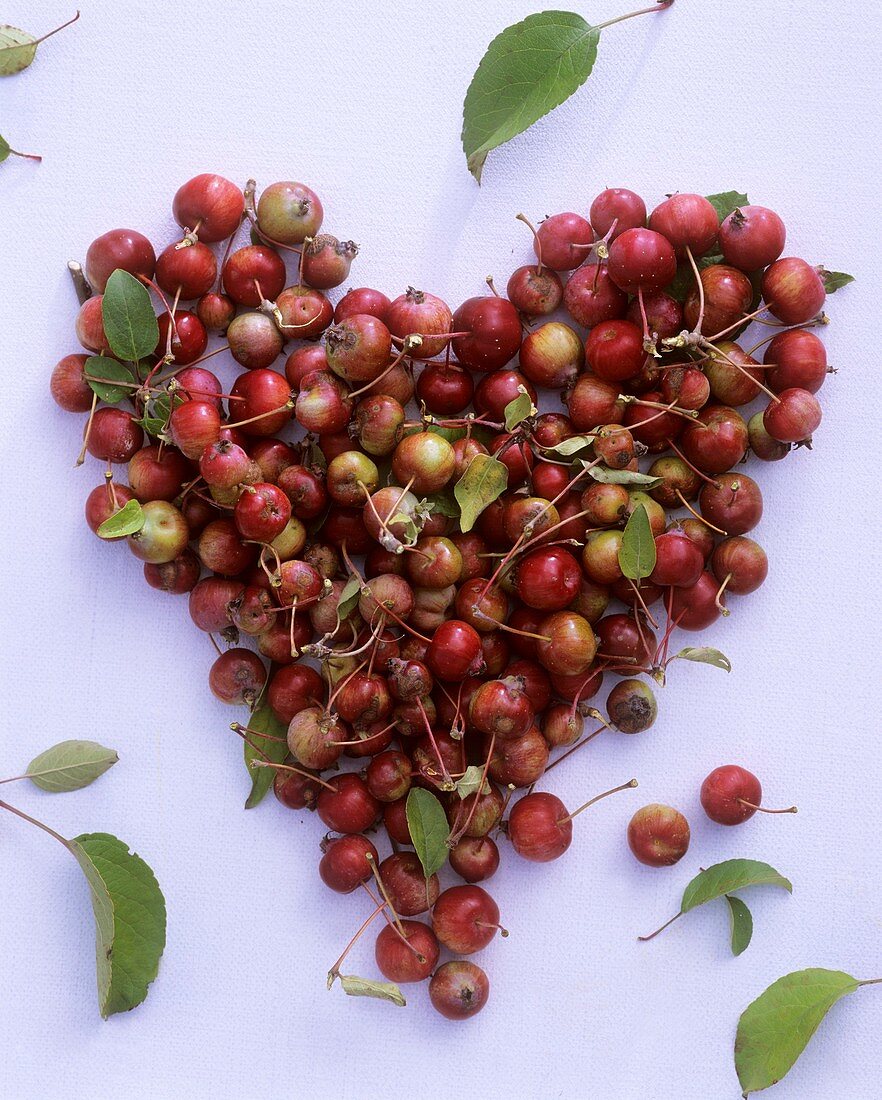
[286,706,345,771]
[387,288,453,359]
[325,314,393,384]
[563,263,628,329]
[75,295,108,352]
[699,473,763,535]
[285,344,329,388]
[451,296,522,373]
[316,773,380,834]
[234,482,292,541]
[221,244,286,307]
[169,400,221,460]
[469,676,533,738]
[319,835,378,894]
[660,365,710,412]
[227,311,284,371]
[275,284,334,339]
[719,205,786,271]
[474,369,536,421]
[647,456,701,508]
[565,373,625,430]
[208,648,267,706]
[679,404,748,474]
[334,286,392,323]
[532,211,593,271]
[668,570,726,630]
[127,500,189,564]
[156,309,208,366]
[508,779,639,862]
[173,174,244,243]
[595,613,656,674]
[449,836,500,884]
[416,361,473,415]
[155,241,216,300]
[649,530,704,588]
[627,803,690,866]
[374,919,439,983]
[128,445,190,502]
[701,764,797,825]
[683,264,753,338]
[84,481,135,534]
[585,319,646,383]
[762,387,822,443]
[649,194,718,257]
[590,187,646,240]
[748,412,790,461]
[431,885,506,953]
[230,368,293,437]
[175,365,224,408]
[379,852,441,916]
[507,263,563,317]
[85,228,156,293]
[711,535,768,595]
[300,234,358,290]
[514,546,581,611]
[704,341,763,406]
[392,431,456,495]
[273,765,321,810]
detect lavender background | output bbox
[1,1,880,1096]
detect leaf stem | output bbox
[31,10,81,46]
[637,909,683,941]
[594,0,673,34]
[858,978,882,987]
[0,798,71,850]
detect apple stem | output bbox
[737,798,798,815]
[558,778,638,824]
[638,910,683,942]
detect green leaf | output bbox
[26,740,118,793]
[339,974,406,1006]
[0,134,9,163]
[454,453,508,533]
[672,646,732,673]
[102,269,159,362]
[619,503,656,580]
[453,764,488,800]
[84,355,136,404]
[336,574,362,622]
[820,269,854,294]
[504,389,535,431]
[725,894,753,957]
[582,462,663,488]
[96,498,144,539]
[70,832,166,1018]
[462,11,599,182]
[420,492,460,518]
[681,859,792,914]
[243,702,288,809]
[706,191,749,222]
[735,969,863,1096]
[547,433,595,456]
[405,787,450,878]
[0,25,37,75]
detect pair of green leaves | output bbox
[82,271,159,407]
[462,4,672,181]
[640,859,792,956]
[8,739,165,1017]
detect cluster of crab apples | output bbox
[51,174,829,1018]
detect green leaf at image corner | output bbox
[243,702,288,809]
[26,740,118,792]
[405,787,450,878]
[102,269,159,362]
[735,969,867,1096]
[462,11,599,182]
[70,832,166,1018]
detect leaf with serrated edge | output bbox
[504,391,534,432]
[681,859,792,914]
[673,646,732,673]
[70,833,166,1018]
[454,454,508,533]
[26,740,118,793]
[735,969,863,1096]
[101,269,159,362]
[84,355,136,404]
[619,503,656,580]
[97,498,144,539]
[462,12,599,182]
[243,702,287,809]
[706,191,749,222]
[339,975,406,1006]
[725,894,753,957]
[821,270,855,294]
[406,787,450,878]
[582,462,663,488]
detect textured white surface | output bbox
[1,1,881,1097]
